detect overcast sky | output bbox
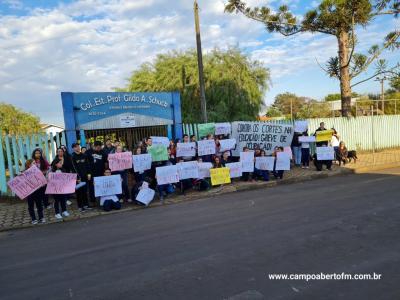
[0,0,399,126]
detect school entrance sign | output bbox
[61,92,182,150]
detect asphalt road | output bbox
[1,168,400,300]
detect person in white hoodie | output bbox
[100,169,122,212]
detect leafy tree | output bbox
[118,48,271,123]
[272,92,307,118]
[0,103,42,134]
[264,105,283,117]
[297,100,332,119]
[225,0,400,116]
[324,92,358,101]
[390,75,400,92]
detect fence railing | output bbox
[0,131,66,195]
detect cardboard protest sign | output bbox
[240,151,255,172]
[7,165,47,199]
[148,145,169,162]
[177,161,199,180]
[94,175,122,197]
[210,168,231,186]
[150,136,170,147]
[197,140,216,156]
[215,123,231,135]
[45,173,77,195]
[198,123,215,137]
[316,147,335,160]
[231,122,294,156]
[176,142,196,157]
[132,154,152,172]
[198,162,213,179]
[108,151,133,172]
[276,152,291,170]
[255,157,275,171]
[156,165,180,185]
[225,162,243,178]
[294,120,308,133]
[136,187,155,206]
[316,130,334,142]
[219,139,236,152]
[299,136,316,143]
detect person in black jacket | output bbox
[85,141,108,204]
[314,122,329,147]
[71,143,91,212]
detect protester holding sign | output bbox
[22,160,46,224]
[31,148,50,209]
[314,122,330,147]
[254,150,271,181]
[240,148,255,181]
[86,141,108,204]
[272,147,285,179]
[221,151,232,166]
[111,145,132,203]
[313,146,333,171]
[300,131,311,169]
[99,169,122,212]
[71,143,91,212]
[291,132,302,166]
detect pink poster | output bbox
[108,152,133,172]
[45,173,77,195]
[7,165,47,200]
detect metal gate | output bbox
[83,126,168,150]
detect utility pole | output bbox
[375,76,386,114]
[194,0,207,123]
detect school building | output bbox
[61,92,183,150]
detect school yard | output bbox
[0,148,399,231]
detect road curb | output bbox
[349,162,400,174]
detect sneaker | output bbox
[66,200,72,206]
[39,218,46,224]
[31,220,38,225]
[55,214,63,220]
[62,211,70,217]
[84,206,93,210]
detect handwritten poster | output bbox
[225,162,243,178]
[219,139,236,152]
[177,161,199,180]
[275,152,291,171]
[150,136,170,147]
[210,168,231,186]
[299,136,316,143]
[94,175,122,197]
[136,188,155,206]
[176,142,196,157]
[148,145,169,162]
[316,130,334,142]
[255,157,275,171]
[45,173,77,195]
[197,140,216,156]
[156,165,180,185]
[215,123,231,135]
[7,165,47,199]
[316,147,335,160]
[108,151,133,172]
[198,162,213,179]
[240,151,255,172]
[132,154,152,172]
[231,121,294,156]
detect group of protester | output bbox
[23,121,349,225]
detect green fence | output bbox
[0,131,66,195]
[184,115,400,152]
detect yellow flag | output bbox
[210,168,231,186]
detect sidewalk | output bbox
[1,148,399,231]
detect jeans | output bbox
[301,148,310,167]
[292,146,302,165]
[27,189,44,221]
[103,200,121,212]
[254,168,269,181]
[53,194,67,214]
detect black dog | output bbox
[347,150,358,163]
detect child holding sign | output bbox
[50,154,71,220]
[25,159,45,224]
[100,169,122,212]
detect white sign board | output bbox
[316,146,335,160]
[294,120,308,133]
[219,139,236,152]
[176,142,196,157]
[275,152,291,171]
[240,152,255,172]
[197,140,216,156]
[177,161,199,180]
[198,162,213,179]
[215,123,231,135]
[255,157,275,171]
[231,122,294,156]
[225,162,243,178]
[151,136,170,147]
[136,188,155,206]
[94,175,122,197]
[299,136,316,143]
[132,154,152,173]
[119,115,136,128]
[156,165,180,185]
